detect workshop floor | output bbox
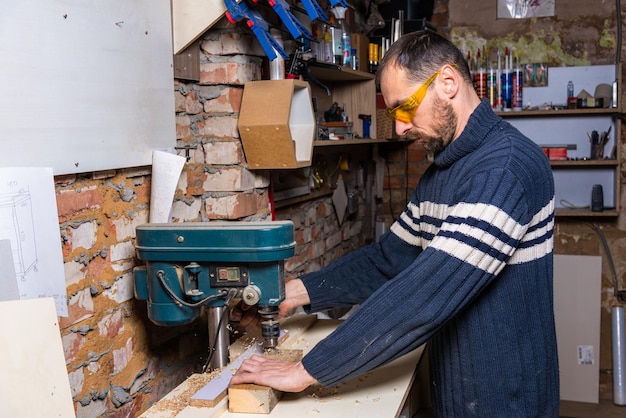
[414,400,626,417]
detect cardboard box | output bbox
[238,80,315,169]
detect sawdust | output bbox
[148,369,221,416]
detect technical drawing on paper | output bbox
[0,168,67,317]
[0,188,38,280]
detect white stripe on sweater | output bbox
[390,198,554,271]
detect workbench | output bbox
[141,315,425,418]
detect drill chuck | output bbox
[261,319,280,348]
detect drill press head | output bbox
[133,221,294,340]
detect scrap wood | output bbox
[228,349,304,414]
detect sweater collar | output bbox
[433,99,499,168]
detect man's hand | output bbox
[231,279,311,325]
[278,279,311,318]
[230,355,317,392]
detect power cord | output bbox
[587,222,626,302]
[201,304,231,373]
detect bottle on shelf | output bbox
[567,80,576,108]
[269,29,285,80]
[331,7,351,68]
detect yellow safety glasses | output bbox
[385,65,456,123]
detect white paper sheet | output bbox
[0,168,67,316]
[149,150,186,223]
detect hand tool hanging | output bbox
[224,0,288,61]
[250,0,312,41]
[298,0,331,24]
[328,0,349,8]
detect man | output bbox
[232,30,559,417]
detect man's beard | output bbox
[408,96,457,155]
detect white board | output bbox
[0,1,175,175]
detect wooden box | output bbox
[238,80,315,169]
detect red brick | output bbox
[185,166,207,196]
[176,115,191,139]
[60,288,95,328]
[57,187,103,219]
[197,115,239,138]
[204,87,244,113]
[204,191,264,219]
[98,310,125,338]
[199,62,260,86]
[174,91,185,112]
[184,90,203,114]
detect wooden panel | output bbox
[174,41,201,81]
[0,298,75,417]
[172,0,228,54]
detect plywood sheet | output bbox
[0,298,75,417]
[173,0,228,54]
[554,254,602,403]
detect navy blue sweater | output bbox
[300,100,559,417]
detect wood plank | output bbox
[228,349,303,414]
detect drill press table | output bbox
[141,315,425,418]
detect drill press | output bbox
[133,221,295,370]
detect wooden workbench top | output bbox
[141,317,425,418]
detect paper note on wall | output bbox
[0,168,67,316]
[149,150,186,223]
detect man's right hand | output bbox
[278,278,311,318]
[230,278,312,327]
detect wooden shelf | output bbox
[555,208,619,217]
[314,138,411,147]
[497,108,622,118]
[307,66,375,82]
[549,159,619,167]
[273,187,332,209]
[306,65,377,140]
[497,64,622,218]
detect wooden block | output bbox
[228,349,304,414]
[228,384,281,414]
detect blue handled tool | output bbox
[224,0,288,61]
[328,0,349,8]
[299,0,330,24]
[254,0,313,40]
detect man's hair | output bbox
[376,30,472,87]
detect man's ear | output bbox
[438,64,460,98]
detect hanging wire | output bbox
[587,222,626,302]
